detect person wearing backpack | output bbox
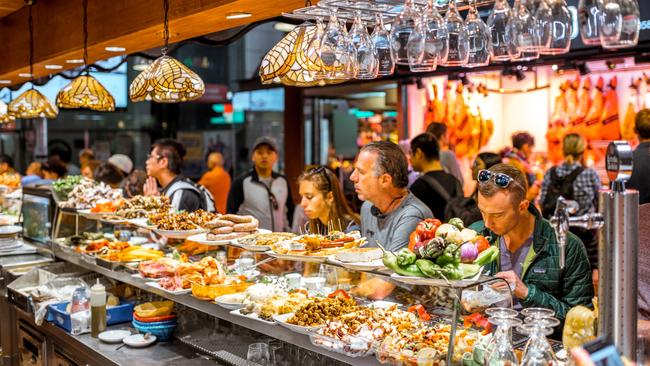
[409,133,463,220]
[144,138,215,212]
[540,133,601,272]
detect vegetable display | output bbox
[52,175,84,201]
[383,217,499,280]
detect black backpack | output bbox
[541,166,584,219]
[419,174,481,223]
[166,178,217,213]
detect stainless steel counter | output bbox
[52,244,381,366]
[42,321,223,366]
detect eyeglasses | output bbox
[477,169,522,189]
[309,166,332,192]
[147,153,163,161]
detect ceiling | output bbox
[0,0,305,87]
[0,0,24,19]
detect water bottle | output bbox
[70,286,90,313]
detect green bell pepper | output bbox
[442,263,463,280]
[383,252,425,277]
[435,244,459,266]
[396,248,417,267]
[415,259,443,278]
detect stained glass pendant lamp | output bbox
[57,0,115,111]
[0,101,15,123]
[129,0,205,103]
[8,4,58,119]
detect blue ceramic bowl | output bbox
[131,320,177,341]
[132,318,177,327]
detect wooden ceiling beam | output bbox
[0,0,303,86]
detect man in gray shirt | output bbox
[351,141,432,252]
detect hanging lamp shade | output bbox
[0,101,15,123]
[260,23,344,87]
[129,55,205,103]
[57,75,115,111]
[8,89,58,119]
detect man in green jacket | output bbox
[469,163,593,323]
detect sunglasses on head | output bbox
[477,169,521,189]
[309,166,332,192]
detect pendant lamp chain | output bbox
[83,0,89,74]
[28,4,34,88]
[162,0,169,55]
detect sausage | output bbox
[221,214,254,224]
[210,226,234,234]
[205,219,234,229]
[206,232,239,241]
[233,218,259,232]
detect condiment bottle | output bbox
[90,279,106,337]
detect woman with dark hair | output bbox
[94,162,125,189]
[298,166,360,234]
[122,170,147,198]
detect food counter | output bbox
[2,183,528,366]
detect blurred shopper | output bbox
[108,154,134,176]
[628,109,650,205]
[80,160,100,179]
[198,151,231,214]
[540,133,601,271]
[144,138,215,212]
[227,137,294,231]
[426,122,464,185]
[503,131,540,201]
[78,148,95,169]
[0,155,20,187]
[123,170,147,198]
[94,162,125,189]
[350,141,432,251]
[298,166,360,234]
[50,147,80,175]
[470,164,592,322]
[409,133,462,220]
[22,161,43,186]
[42,159,68,181]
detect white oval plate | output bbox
[214,293,246,310]
[326,255,387,272]
[264,251,329,263]
[229,241,270,252]
[98,330,131,343]
[272,313,323,335]
[389,269,483,287]
[123,333,157,348]
[127,218,156,229]
[77,209,109,220]
[186,233,234,246]
[153,228,207,240]
[0,225,22,237]
[229,309,276,325]
[145,281,191,295]
[129,237,149,245]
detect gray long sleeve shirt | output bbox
[360,193,433,252]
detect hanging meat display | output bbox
[424,80,493,159]
[621,77,641,142]
[569,77,592,137]
[599,76,621,141]
[584,77,605,141]
[546,81,569,165]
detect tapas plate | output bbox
[264,251,329,263]
[326,255,387,272]
[153,228,207,240]
[127,218,156,230]
[77,209,108,220]
[98,330,131,344]
[272,313,323,335]
[186,233,233,246]
[145,281,191,295]
[214,293,246,310]
[0,225,22,238]
[122,333,157,348]
[229,309,276,325]
[389,269,483,287]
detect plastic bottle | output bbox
[70,286,90,313]
[90,279,106,338]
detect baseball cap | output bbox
[251,136,279,153]
[108,154,133,175]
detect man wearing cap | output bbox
[227,137,294,232]
[108,154,134,176]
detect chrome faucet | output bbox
[550,196,604,269]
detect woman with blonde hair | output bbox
[298,166,360,234]
[540,133,601,273]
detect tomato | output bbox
[416,219,442,241]
[327,289,351,299]
[407,304,431,321]
[408,231,419,252]
[475,236,490,253]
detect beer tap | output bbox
[550,196,604,269]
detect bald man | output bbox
[198,152,231,214]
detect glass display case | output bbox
[21,186,55,246]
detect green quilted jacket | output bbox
[468,206,594,321]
